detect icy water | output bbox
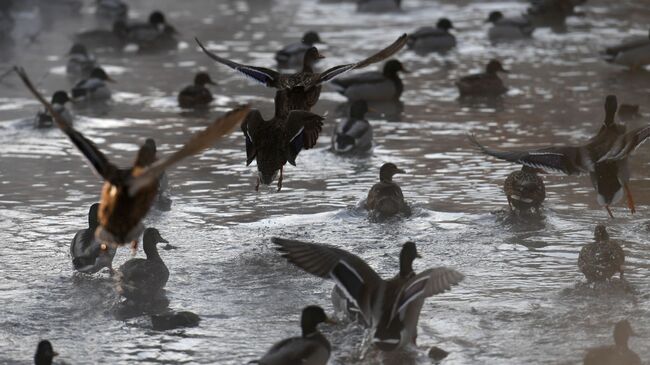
[1,0,650,364]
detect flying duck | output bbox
[71,67,114,102]
[584,320,640,365]
[16,66,249,246]
[34,340,58,365]
[366,162,410,218]
[70,203,117,274]
[357,0,401,13]
[34,91,72,128]
[408,18,456,54]
[273,238,464,351]
[486,11,535,41]
[331,100,373,155]
[275,31,324,69]
[456,59,509,97]
[469,95,650,218]
[249,305,334,365]
[125,11,177,50]
[578,224,625,283]
[177,72,216,109]
[66,43,97,78]
[116,228,170,302]
[243,93,324,191]
[330,59,408,102]
[74,20,129,50]
[603,29,650,70]
[503,165,546,213]
[196,34,408,118]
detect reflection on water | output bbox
[1,0,650,364]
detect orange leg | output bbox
[605,205,614,219]
[130,240,138,256]
[277,166,284,192]
[255,176,260,192]
[624,183,636,214]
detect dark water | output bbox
[0,0,649,364]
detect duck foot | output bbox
[605,205,614,219]
[130,240,138,256]
[624,183,636,214]
[277,166,283,192]
[255,176,260,192]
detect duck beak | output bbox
[159,237,169,244]
[500,68,509,74]
[396,168,406,174]
[317,53,326,59]
[53,352,59,357]
[207,80,217,86]
[416,253,422,258]
[106,76,117,83]
[325,317,337,325]
[367,107,377,112]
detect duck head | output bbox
[142,227,169,258]
[486,11,504,23]
[34,340,58,365]
[594,224,609,242]
[194,72,216,86]
[302,31,323,45]
[613,319,636,348]
[68,43,88,56]
[350,100,369,119]
[379,162,405,183]
[90,67,115,82]
[300,305,334,337]
[603,94,618,126]
[486,59,508,74]
[149,10,166,26]
[437,18,454,31]
[51,91,71,106]
[383,59,409,77]
[399,241,421,277]
[303,47,325,70]
[88,203,100,229]
[134,138,157,167]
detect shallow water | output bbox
[1,0,650,364]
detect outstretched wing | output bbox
[128,106,250,195]
[196,38,280,88]
[597,125,650,162]
[15,66,118,182]
[284,110,325,166]
[468,134,587,175]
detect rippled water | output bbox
[1,0,649,364]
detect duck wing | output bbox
[241,109,264,166]
[597,125,650,162]
[15,67,119,182]
[256,337,328,365]
[468,134,588,175]
[285,110,325,165]
[196,38,280,88]
[128,106,250,195]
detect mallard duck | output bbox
[273,239,464,351]
[16,66,249,245]
[74,20,129,50]
[34,340,58,365]
[275,31,324,69]
[71,67,114,102]
[366,163,410,217]
[249,306,334,365]
[243,93,324,191]
[357,0,401,13]
[584,320,640,365]
[95,0,128,21]
[578,224,624,283]
[196,34,408,118]
[70,203,116,274]
[486,11,534,41]
[456,59,509,97]
[177,72,216,109]
[469,95,650,218]
[66,43,97,78]
[330,59,408,102]
[504,165,546,213]
[603,29,650,70]
[331,100,372,155]
[116,228,169,302]
[408,18,456,54]
[125,11,177,50]
[34,91,72,128]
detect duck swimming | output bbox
[603,29,650,70]
[357,0,401,13]
[469,95,650,218]
[456,59,509,97]
[330,59,408,102]
[578,224,625,283]
[74,20,129,50]
[273,239,464,351]
[125,11,177,50]
[66,43,97,79]
[331,100,372,155]
[243,93,324,191]
[34,340,58,365]
[34,91,72,128]
[275,30,324,69]
[177,72,216,109]
[583,320,640,365]
[366,162,410,217]
[408,18,456,54]
[70,203,116,274]
[71,67,114,102]
[486,11,534,41]
[504,165,545,213]
[17,66,249,245]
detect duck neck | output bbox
[302,59,315,73]
[399,255,414,277]
[604,108,616,127]
[143,239,162,261]
[301,320,319,338]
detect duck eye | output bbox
[100,243,108,251]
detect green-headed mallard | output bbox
[330,59,408,102]
[275,31,324,69]
[366,163,410,217]
[408,18,456,54]
[71,67,114,102]
[177,72,216,109]
[456,59,509,97]
[331,100,372,155]
[584,320,640,365]
[35,91,72,128]
[578,224,624,283]
[70,203,116,274]
[504,165,546,213]
[34,340,58,365]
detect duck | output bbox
[151,310,201,330]
[177,72,216,109]
[330,59,408,102]
[408,18,456,54]
[503,165,546,213]
[486,11,534,41]
[273,238,464,351]
[527,0,585,18]
[70,203,117,274]
[34,340,58,365]
[17,64,249,246]
[71,67,114,102]
[243,93,324,191]
[456,59,509,97]
[469,95,650,218]
[34,91,72,128]
[66,43,98,78]
[584,320,640,365]
[603,29,650,70]
[116,228,170,302]
[73,20,129,50]
[196,34,408,119]
[125,11,177,50]
[357,0,401,13]
[578,224,625,283]
[366,162,410,217]
[275,30,324,69]
[95,0,128,21]
[249,306,334,365]
[331,100,373,155]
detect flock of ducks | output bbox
[3,0,649,364]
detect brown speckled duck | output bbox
[366,163,410,217]
[578,224,624,283]
[584,320,640,365]
[504,165,546,213]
